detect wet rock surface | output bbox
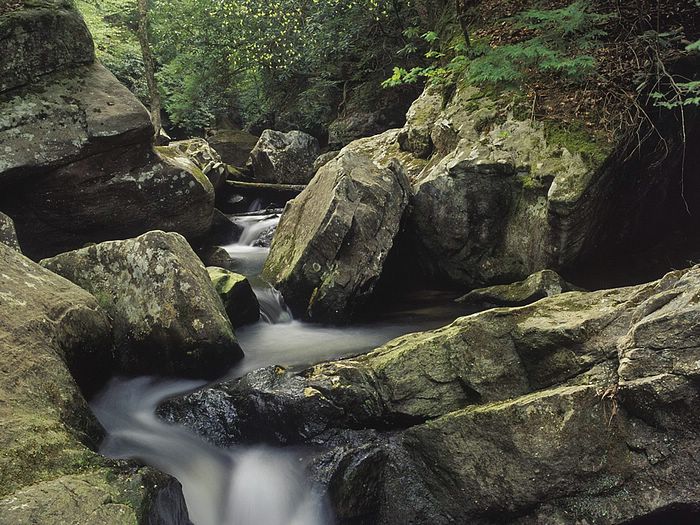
[162,265,700,524]
[41,231,243,378]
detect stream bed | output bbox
[91,210,467,525]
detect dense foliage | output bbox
[384,1,612,87]
[145,0,436,134]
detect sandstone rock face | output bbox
[456,269,582,307]
[247,130,320,184]
[262,138,411,322]
[207,129,259,167]
[163,266,700,524]
[42,231,243,378]
[0,4,214,260]
[0,242,189,522]
[207,267,260,328]
[0,212,19,251]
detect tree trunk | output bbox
[136,0,161,137]
[455,0,472,47]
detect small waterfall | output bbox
[255,283,293,324]
[221,211,293,324]
[91,377,331,525]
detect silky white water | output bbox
[92,211,465,524]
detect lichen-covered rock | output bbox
[0,212,19,251]
[0,0,94,93]
[163,265,700,524]
[456,269,582,307]
[156,138,227,192]
[207,267,260,328]
[0,63,152,181]
[407,88,592,286]
[313,151,340,173]
[41,231,243,378]
[0,61,215,260]
[262,142,411,322]
[207,129,259,168]
[247,130,320,184]
[0,243,189,522]
[0,468,190,525]
[395,82,699,289]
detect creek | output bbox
[91,209,466,525]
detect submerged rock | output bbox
[207,267,260,328]
[163,265,700,524]
[41,231,243,378]
[247,130,320,184]
[456,269,582,307]
[0,212,19,251]
[0,242,189,522]
[262,142,411,322]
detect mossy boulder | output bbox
[0,0,94,93]
[247,129,320,185]
[207,128,259,168]
[262,135,411,322]
[456,269,582,308]
[41,231,243,378]
[207,267,260,328]
[0,211,19,251]
[0,242,190,523]
[0,4,214,260]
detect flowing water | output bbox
[92,210,466,525]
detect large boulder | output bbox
[262,136,411,322]
[162,265,700,524]
[247,130,320,184]
[41,231,243,378]
[395,83,700,288]
[0,2,215,260]
[0,0,94,93]
[207,267,260,328]
[207,129,259,168]
[0,242,189,523]
[0,212,19,251]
